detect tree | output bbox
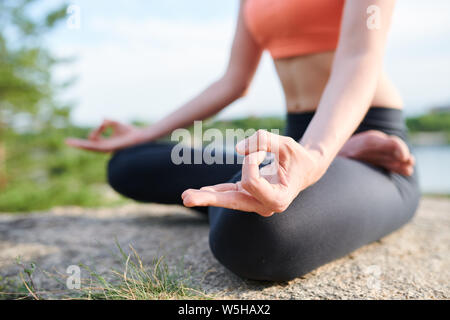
[0,0,69,187]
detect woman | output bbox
[67,0,420,281]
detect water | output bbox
[413,145,450,194]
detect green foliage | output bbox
[0,0,71,198]
[0,0,70,131]
[406,112,450,133]
[0,127,126,212]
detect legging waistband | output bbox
[285,106,407,141]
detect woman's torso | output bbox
[274,53,404,112]
[244,0,404,112]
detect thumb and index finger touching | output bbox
[66,119,119,151]
[88,119,120,141]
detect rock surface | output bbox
[0,197,449,299]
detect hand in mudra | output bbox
[182,130,323,217]
[66,119,143,152]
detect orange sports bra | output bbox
[244,0,345,59]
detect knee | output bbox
[107,150,149,200]
[208,207,308,282]
[107,152,130,196]
[107,146,172,203]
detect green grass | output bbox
[0,243,210,300]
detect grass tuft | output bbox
[0,242,210,300]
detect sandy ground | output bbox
[0,197,448,299]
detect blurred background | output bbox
[1,0,449,212]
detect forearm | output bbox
[137,75,245,142]
[300,52,382,173]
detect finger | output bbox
[199,183,238,192]
[379,159,414,176]
[355,153,396,163]
[408,155,416,166]
[235,130,281,155]
[391,164,413,176]
[241,151,274,202]
[363,152,414,167]
[65,138,109,152]
[182,185,237,200]
[182,189,272,216]
[66,138,101,151]
[104,119,127,137]
[242,151,267,178]
[88,119,121,140]
[88,120,108,141]
[390,136,410,162]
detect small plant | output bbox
[0,243,210,300]
[0,275,33,300]
[0,257,39,300]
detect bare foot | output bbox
[339,130,415,176]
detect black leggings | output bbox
[108,107,420,281]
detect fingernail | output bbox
[236,140,245,153]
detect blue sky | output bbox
[35,0,450,125]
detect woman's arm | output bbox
[300,0,396,175]
[182,0,399,216]
[67,0,262,152]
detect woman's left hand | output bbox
[182,130,325,217]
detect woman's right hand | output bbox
[66,119,146,153]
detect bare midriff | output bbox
[273,51,404,113]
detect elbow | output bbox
[230,79,251,100]
[237,84,250,98]
[221,72,251,100]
